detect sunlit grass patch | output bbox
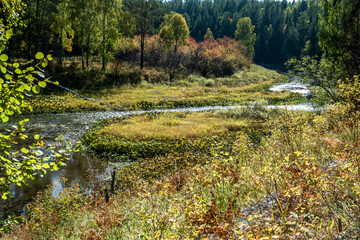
[100,112,250,141]
[27,86,303,114]
[81,110,266,161]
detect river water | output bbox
[0,82,311,218]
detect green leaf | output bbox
[35,52,44,60]
[42,163,50,169]
[5,74,12,80]
[24,84,31,91]
[38,81,46,88]
[47,54,53,61]
[55,134,65,141]
[21,148,29,154]
[13,63,19,68]
[34,135,40,140]
[32,85,41,93]
[1,115,9,123]
[0,67,5,74]
[5,109,14,115]
[41,59,48,68]
[17,85,25,92]
[0,54,8,62]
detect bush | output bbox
[143,68,168,84]
[197,37,250,77]
[45,63,106,91]
[117,35,251,80]
[107,67,142,86]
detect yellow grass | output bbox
[100,112,250,140]
[29,64,301,114]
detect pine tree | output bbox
[204,27,214,40]
[235,17,256,57]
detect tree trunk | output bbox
[86,51,89,68]
[59,27,63,67]
[140,32,145,69]
[34,0,40,61]
[34,0,48,60]
[102,10,106,71]
[81,42,85,70]
[140,0,145,69]
[86,35,90,68]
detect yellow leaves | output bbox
[294,150,302,156]
[153,230,161,238]
[21,147,29,154]
[42,163,50,169]
[0,53,8,62]
[35,52,44,60]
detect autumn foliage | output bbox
[120,35,251,80]
[197,37,249,77]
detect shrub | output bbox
[198,37,250,77]
[117,35,251,80]
[142,68,168,84]
[107,67,142,86]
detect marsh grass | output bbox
[4,106,360,239]
[27,65,305,114]
[81,110,260,161]
[8,67,356,239]
[100,112,251,140]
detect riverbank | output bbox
[26,65,306,114]
[5,102,360,239]
[6,65,358,239]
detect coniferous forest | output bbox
[8,0,320,65]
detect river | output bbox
[0,81,312,218]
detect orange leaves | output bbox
[187,190,236,239]
[322,137,342,152]
[197,37,248,77]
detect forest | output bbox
[8,0,320,66]
[1,0,360,239]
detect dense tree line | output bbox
[6,0,322,66]
[166,0,322,63]
[7,0,135,69]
